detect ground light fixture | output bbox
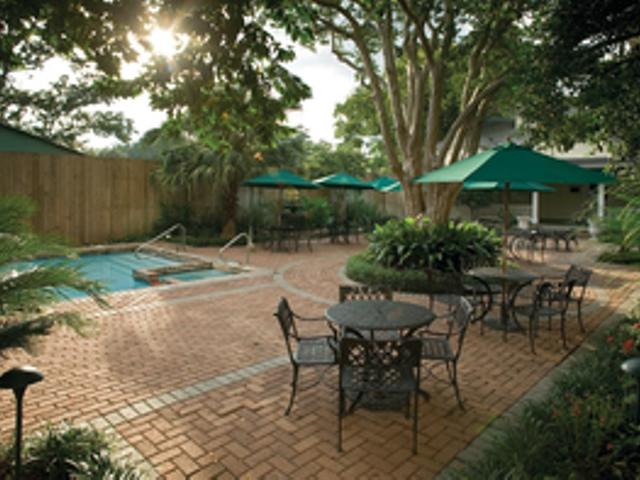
[621,357,640,423]
[0,366,44,479]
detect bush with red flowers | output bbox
[452,306,640,479]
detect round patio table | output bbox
[325,300,435,335]
[326,299,435,410]
[468,266,539,339]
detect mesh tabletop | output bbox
[468,267,538,283]
[325,300,434,331]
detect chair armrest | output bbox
[295,313,339,338]
[419,328,450,337]
[294,313,327,322]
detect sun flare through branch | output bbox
[149,27,178,57]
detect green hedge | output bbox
[598,250,640,266]
[345,253,464,294]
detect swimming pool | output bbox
[161,269,231,282]
[8,252,188,299]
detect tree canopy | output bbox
[514,0,640,160]
[271,0,535,220]
[0,0,148,148]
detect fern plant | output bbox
[0,195,105,357]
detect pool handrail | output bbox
[135,223,186,258]
[219,232,253,264]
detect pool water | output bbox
[162,269,231,282]
[8,252,181,298]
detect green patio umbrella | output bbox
[414,142,615,267]
[243,169,318,189]
[381,181,402,192]
[313,172,373,190]
[367,176,399,191]
[463,181,554,192]
[314,172,373,223]
[243,170,318,227]
[367,176,400,214]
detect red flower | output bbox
[607,442,613,451]
[607,336,614,344]
[634,322,640,330]
[623,338,635,354]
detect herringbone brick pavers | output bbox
[0,239,637,479]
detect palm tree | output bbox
[155,138,255,239]
[0,196,104,356]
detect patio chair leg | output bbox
[451,362,464,410]
[405,393,410,419]
[337,387,344,452]
[560,313,568,349]
[577,302,585,333]
[412,391,419,455]
[285,365,299,416]
[529,317,536,354]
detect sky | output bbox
[14,39,357,149]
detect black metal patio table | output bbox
[468,266,539,339]
[325,300,435,410]
[325,299,435,337]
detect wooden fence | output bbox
[0,152,165,245]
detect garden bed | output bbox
[450,307,640,479]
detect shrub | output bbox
[365,216,500,273]
[300,196,332,229]
[346,196,384,230]
[598,250,640,266]
[597,208,625,246]
[450,309,640,479]
[0,423,144,479]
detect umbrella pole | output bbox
[249,187,254,240]
[278,187,283,227]
[501,182,510,341]
[502,182,510,272]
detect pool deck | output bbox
[1,239,639,479]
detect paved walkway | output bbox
[0,239,638,479]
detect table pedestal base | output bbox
[483,316,523,333]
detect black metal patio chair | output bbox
[419,297,473,409]
[554,265,592,333]
[338,337,423,454]
[510,278,575,352]
[430,275,493,334]
[338,285,395,340]
[274,297,337,415]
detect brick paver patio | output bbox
[1,239,638,478]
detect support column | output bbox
[531,191,540,225]
[597,184,606,218]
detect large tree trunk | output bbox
[425,184,460,223]
[401,180,426,216]
[220,183,239,240]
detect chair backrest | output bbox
[339,285,393,303]
[461,275,493,322]
[564,265,592,302]
[339,337,422,391]
[535,279,575,313]
[274,297,299,363]
[448,297,474,359]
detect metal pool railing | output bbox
[219,232,253,264]
[135,223,186,258]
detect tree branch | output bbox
[380,5,409,155]
[309,0,403,174]
[397,0,435,67]
[438,74,507,165]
